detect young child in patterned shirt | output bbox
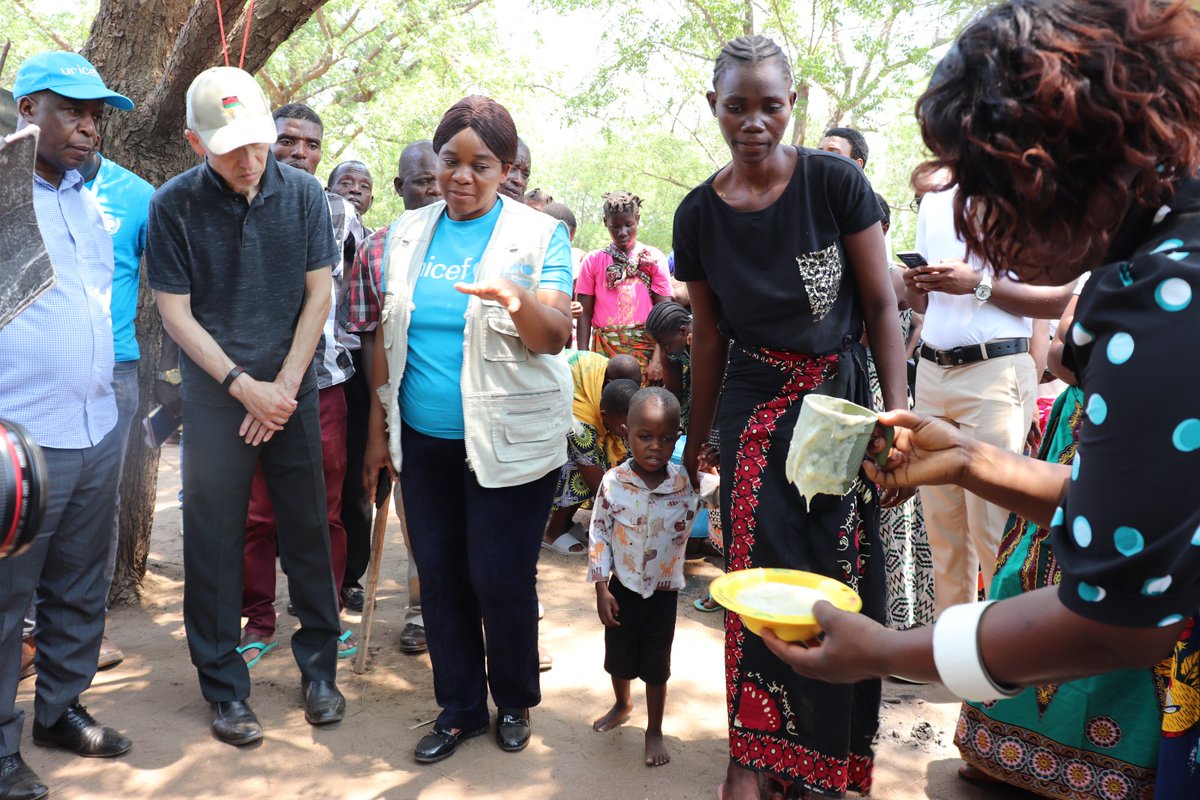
[588,387,717,767]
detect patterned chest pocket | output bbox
[795,242,843,322]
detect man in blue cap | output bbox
[0,51,136,800]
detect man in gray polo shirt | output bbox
[146,66,345,746]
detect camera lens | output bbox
[0,420,47,559]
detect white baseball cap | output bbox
[185,67,277,156]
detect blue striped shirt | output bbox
[0,169,117,448]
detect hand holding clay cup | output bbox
[862,409,974,490]
[785,395,893,503]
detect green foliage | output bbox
[260,0,535,227]
[0,1,96,89]
[535,128,719,252]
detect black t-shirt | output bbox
[1052,179,1200,628]
[146,156,338,406]
[672,147,882,354]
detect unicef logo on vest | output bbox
[102,212,121,235]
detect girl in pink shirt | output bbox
[576,191,672,379]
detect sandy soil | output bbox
[16,443,1040,799]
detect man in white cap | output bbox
[0,50,135,800]
[146,66,345,746]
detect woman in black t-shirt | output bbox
[673,35,909,800]
[763,2,1200,797]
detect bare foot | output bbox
[721,762,760,800]
[237,633,276,666]
[644,730,669,766]
[592,701,633,732]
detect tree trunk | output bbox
[791,80,810,146]
[79,0,329,604]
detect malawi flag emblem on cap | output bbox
[221,96,242,110]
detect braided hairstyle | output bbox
[712,35,793,90]
[602,190,642,220]
[645,301,692,339]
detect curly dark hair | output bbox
[914,0,1200,279]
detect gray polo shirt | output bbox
[147,155,337,407]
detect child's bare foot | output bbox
[592,701,632,732]
[644,730,669,766]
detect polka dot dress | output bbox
[1052,180,1200,628]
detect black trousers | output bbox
[399,425,556,730]
[181,390,340,702]
[340,348,373,589]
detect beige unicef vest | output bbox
[376,195,572,488]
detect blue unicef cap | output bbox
[12,51,134,110]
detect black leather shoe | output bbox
[0,753,48,800]
[32,704,131,758]
[399,623,428,654]
[413,723,487,764]
[341,586,364,612]
[210,700,263,746]
[496,708,531,752]
[302,679,345,725]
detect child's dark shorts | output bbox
[603,576,677,685]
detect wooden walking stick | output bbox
[353,473,395,674]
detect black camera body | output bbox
[0,420,47,558]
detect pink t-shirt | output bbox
[576,242,671,327]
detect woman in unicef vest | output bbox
[362,95,576,764]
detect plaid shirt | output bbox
[347,222,392,334]
[312,190,357,388]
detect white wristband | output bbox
[932,601,1022,702]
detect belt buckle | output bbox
[936,349,955,367]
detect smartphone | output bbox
[896,251,928,269]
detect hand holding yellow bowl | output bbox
[709,568,862,642]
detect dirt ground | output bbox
[16,443,1041,799]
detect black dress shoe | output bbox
[302,679,345,725]
[413,723,488,764]
[0,753,48,800]
[32,704,131,758]
[496,708,531,752]
[399,623,428,654]
[341,585,365,612]
[210,700,263,746]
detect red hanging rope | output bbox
[215,0,230,66]
[238,0,256,69]
[214,0,256,69]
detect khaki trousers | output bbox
[914,352,1037,613]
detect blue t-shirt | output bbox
[87,155,154,363]
[400,201,574,439]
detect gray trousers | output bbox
[181,390,340,703]
[0,426,123,756]
[104,359,140,593]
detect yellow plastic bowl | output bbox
[709,568,862,642]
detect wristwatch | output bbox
[156,368,182,385]
[974,273,993,302]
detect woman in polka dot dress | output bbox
[760,2,1200,798]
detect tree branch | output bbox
[12,0,80,51]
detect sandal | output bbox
[237,639,278,669]
[337,629,358,659]
[541,532,586,556]
[694,594,721,612]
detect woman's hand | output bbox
[455,278,527,313]
[760,601,890,684]
[863,409,973,489]
[682,432,708,489]
[362,430,397,499]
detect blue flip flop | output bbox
[693,595,721,612]
[237,639,278,669]
[337,629,358,659]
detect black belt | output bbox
[920,337,1029,368]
